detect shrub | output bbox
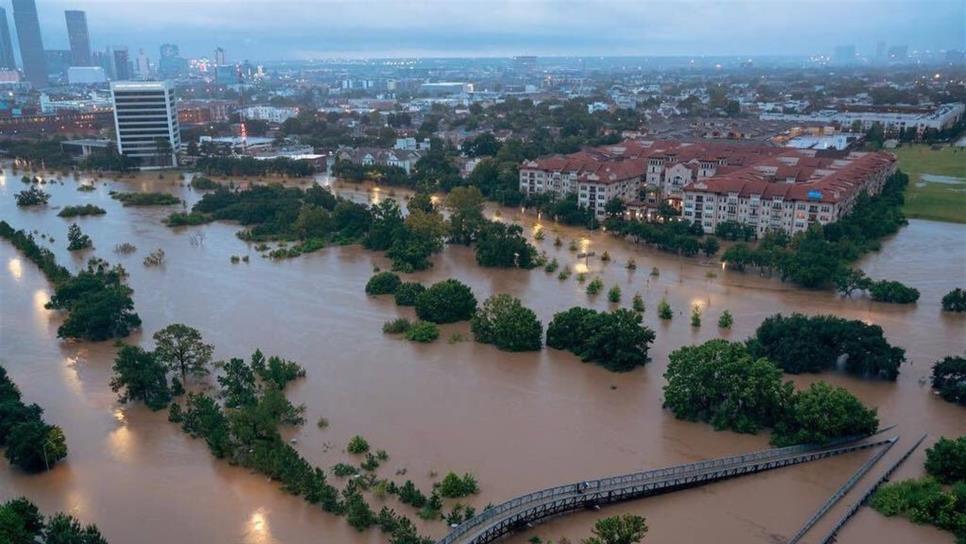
[393,282,425,306]
[718,310,733,328]
[931,356,966,405]
[405,321,440,343]
[437,472,479,498]
[347,435,370,454]
[607,285,621,303]
[366,271,402,295]
[658,298,672,320]
[868,280,920,304]
[690,305,701,327]
[470,294,543,352]
[383,318,413,334]
[632,293,645,313]
[66,224,92,251]
[924,436,966,484]
[586,277,603,295]
[143,249,165,266]
[15,186,49,207]
[941,288,966,312]
[544,258,559,273]
[110,191,181,206]
[415,279,477,323]
[57,204,106,217]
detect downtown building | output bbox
[65,10,92,66]
[111,81,182,168]
[11,0,47,88]
[519,139,896,236]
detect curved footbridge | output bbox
[438,434,896,544]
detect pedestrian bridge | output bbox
[437,435,894,544]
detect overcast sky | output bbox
[14,0,966,61]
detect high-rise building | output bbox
[94,48,114,79]
[0,8,16,70]
[214,46,225,65]
[833,45,856,64]
[158,43,186,78]
[44,49,71,79]
[65,10,92,66]
[112,47,130,80]
[12,0,48,88]
[136,49,150,78]
[111,80,182,168]
[888,45,908,61]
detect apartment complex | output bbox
[111,81,181,168]
[239,105,299,124]
[760,103,964,135]
[519,139,896,236]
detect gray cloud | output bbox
[18,0,966,61]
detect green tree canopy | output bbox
[153,324,214,382]
[582,514,648,544]
[415,279,477,324]
[470,294,543,352]
[663,340,791,434]
[109,345,171,411]
[772,382,879,446]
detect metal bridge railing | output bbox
[437,434,885,544]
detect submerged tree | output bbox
[153,323,214,383]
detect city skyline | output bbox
[0,0,960,62]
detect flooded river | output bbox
[0,169,963,544]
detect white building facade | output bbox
[111,80,181,168]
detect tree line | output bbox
[0,221,141,341]
[663,339,879,446]
[0,365,68,473]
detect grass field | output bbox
[893,145,966,224]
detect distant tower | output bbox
[0,8,15,70]
[112,47,130,80]
[136,49,150,78]
[11,0,47,87]
[214,46,225,65]
[65,10,92,66]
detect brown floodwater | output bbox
[0,168,963,544]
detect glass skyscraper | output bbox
[0,8,16,71]
[12,0,47,87]
[65,10,92,66]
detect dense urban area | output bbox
[0,2,964,544]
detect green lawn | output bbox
[893,145,966,224]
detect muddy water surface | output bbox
[0,169,963,544]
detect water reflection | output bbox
[62,355,83,396]
[108,409,133,463]
[8,256,22,280]
[245,508,272,544]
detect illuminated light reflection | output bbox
[574,262,589,275]
[245,508,272,544]
[33,289,49,311]
[62,356,83,396]
[107,420,134,462]
[8,257,23,280]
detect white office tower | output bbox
[111,81,181,168]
